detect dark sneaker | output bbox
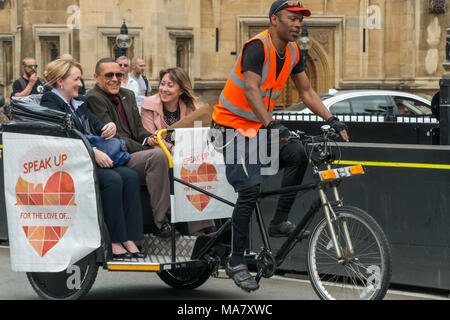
[225,263,259,292]
[268,220,296,238]
[154,222,177,238]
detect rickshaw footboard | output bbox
[106,234,201,272]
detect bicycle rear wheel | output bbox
[307,206,391,300]
[26,251,98,300]
[157,262,213,290]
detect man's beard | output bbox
[24,70,35,78]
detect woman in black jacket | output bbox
[41,58,144,259]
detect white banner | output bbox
[172,128,236,222]
[3,133,101,272]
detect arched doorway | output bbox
[306,57,318,93]
[274,54,318,109]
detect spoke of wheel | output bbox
[343,265,360,299]
[354,237,379,255]
[320,216,379,300]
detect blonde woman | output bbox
[141,67,215,236]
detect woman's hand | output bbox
[101,122,116,140]
[93,149,114,168]
[147,136,159,147]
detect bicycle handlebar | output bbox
[289,125,341,144]
[289,125,341,166]
[156,126,341,170]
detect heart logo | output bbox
[180,163,218,212]
[15,171,76,257]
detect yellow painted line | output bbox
[108,264,161,271]
[333,160,450,170]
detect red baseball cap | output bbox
[269,0,311,17]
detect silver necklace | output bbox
[268,33,286,60]
[275,48,286,60]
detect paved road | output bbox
[0,246,448,301]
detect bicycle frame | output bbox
[254,175,357,281]
[156,128,362,273]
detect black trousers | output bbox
[221,129,308,261]
[97,166,144,243]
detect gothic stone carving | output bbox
[428,0,446,14]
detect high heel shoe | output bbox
[112,252,133,260]
[121,242,145,259]
[130,252,145,259]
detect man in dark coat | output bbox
[85,58,173,237]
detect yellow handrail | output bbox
[156,129,174,169]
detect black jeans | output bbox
[222,130,308,263]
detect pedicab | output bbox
[0,96,391,300]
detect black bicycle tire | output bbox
[157,262,213,290]
[306,205,391,300]
[26,251,99,300]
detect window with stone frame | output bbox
[2,40,13,84]
[0,39,13,98]
[167,27,193,77]
[40,36,60,68]
[176,38,190,74]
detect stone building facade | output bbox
[0,0,448,107]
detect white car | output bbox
[275,89,432,116]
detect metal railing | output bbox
[273,112,439,124]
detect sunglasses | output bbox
[102,72,124,80]
[273,1,303,15]
[26,65,38,69]
[118,64,129,67]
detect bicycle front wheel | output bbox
[307,206,391,300]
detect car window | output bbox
[329,99,351,114]
[393,97,431,115]
[285,102,307,111]
[349,95,390,114]
[285,95,330,112]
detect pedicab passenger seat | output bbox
[108,104,216,271]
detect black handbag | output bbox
[5,95,74,130]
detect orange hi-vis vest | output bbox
[212,29,300,138]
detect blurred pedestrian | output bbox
[130,57,152,97]
[11,57,46,97]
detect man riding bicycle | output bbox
[211,0,349,292]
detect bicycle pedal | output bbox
[244,251,257,259]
